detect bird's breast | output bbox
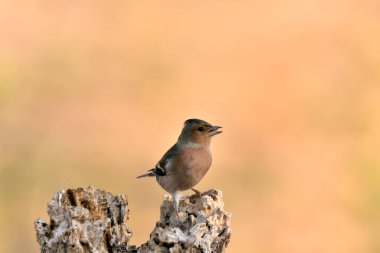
[156,146,212,193]
[180,147,212,184]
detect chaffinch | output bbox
[137,118,222,213]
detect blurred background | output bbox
[0,1,380,252]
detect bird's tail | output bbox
[137,169,155,179]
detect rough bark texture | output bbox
[34,186,132,253]
[35,187,231,253]
[137,189,231,253]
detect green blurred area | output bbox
[0,1,380,252]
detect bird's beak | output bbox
[208,125,223,136]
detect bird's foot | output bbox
[191,188,202,197]
[191,188,218,200]
[169,210,187,227]
[169,211,179,226]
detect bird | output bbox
[137,118,222,214]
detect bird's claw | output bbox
[191,188,218,201]
[191,188,202,197]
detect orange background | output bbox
[1,1,380,252]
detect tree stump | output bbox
[34,186,231,253]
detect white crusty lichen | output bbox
[138,189,231,253]
[35,187,231,253]
[35,186,131,253]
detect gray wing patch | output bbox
[154,144,178,177]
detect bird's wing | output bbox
[154,144,179,176]
[137,144,179,178]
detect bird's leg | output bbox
[172,191,180,215]
[171,192,182,226]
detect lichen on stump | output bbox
[34,186,131,253]
[35,187,231,253]
[138,189,231,253]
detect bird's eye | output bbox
[198,127,204,132]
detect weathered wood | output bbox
[35,187,231,253]
[34,187,131,253]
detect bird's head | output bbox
[178,118,222,146]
